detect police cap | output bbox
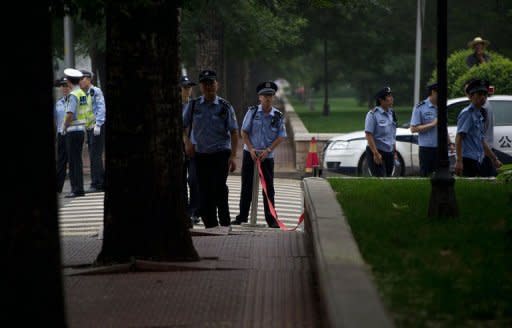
[54,76,68,87]
[198,69,217,82]
[63,68,83,78]
[375,86,392,100]
[427,82,438,92]
[79,69,93,78]
[466,79,490,95]
[180,75,197,87]
[256,81,278,95]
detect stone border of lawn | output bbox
[302,177,394,328]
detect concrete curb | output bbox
[302,177,394,328]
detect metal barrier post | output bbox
[243,152,266,228]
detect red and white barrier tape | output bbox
[256,158,304,231]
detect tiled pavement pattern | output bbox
[62,232,325,327]
[58,175,304,236]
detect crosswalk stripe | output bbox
[58,176,303,235]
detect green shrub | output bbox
[431,49,512,98]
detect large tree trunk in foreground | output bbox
[97,1,198,264]
[6,2,66,326]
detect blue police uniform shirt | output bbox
[87,85,106,126]
[364,106,397,153]
[457,104,485,161]
[241,105,287,159]
[182,95,238,154]
[54,96,68,134]
[410,98,437,147]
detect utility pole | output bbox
[413,0,425,106]
[428,0,458,218]
[322,39,330,116]
[64,4,74,68]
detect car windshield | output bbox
[447,100,470,125]
[492,100,512,126]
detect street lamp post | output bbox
[322,39,330,116]
[428,0,458,217]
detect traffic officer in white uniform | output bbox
[62,68,87,197]
[79,69,106,192]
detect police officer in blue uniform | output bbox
[455,79,502,176]
[232,81,287,228]
[410,82,440,176]
[62,68,87,197]
[79,69,106,192]
[182,69,238,230]
[180,75,200,225]
[364,86,397,177]
[54,77,70,193]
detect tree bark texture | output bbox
[195,4,224,83]
[97,1,198,264]
[5,2,66,326]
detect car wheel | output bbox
[358,152,406,177]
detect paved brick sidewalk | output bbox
[62,231,325,327]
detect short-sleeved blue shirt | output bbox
[54,96,68,134]
[457,104,485,161]
[365,107,397,153]
[241,105,287,159]
[410,98,437,147]
[183,95,238,154]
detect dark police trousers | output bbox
[462,157,481,177]
[65,130,85,194]
[366,146,394,177]
[419,146,438,177]
[195,150,231,228]
[183,156,200,218]
[236,150,278,227]
[56,132,68,193]
[87,126,105,190]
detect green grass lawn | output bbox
[328,178,512,327]
[290,96,412,133]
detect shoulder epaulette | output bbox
[415,100,425,108]
[369,107,377,113]
[273,109,283,119]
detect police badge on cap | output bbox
[256,81,278,95]
[199,69,217,82]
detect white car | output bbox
[323,95,512,176]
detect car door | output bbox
[489,99,512,163]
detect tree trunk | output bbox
[195,4,224,83]
[226,57,250,126]
[97,2,198,264]
[6,2,66,325]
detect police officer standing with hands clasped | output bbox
[232,81,287,228]
[79,69,106,193]
[455,79,502,176]
[365,86,398,177]
[182,69,238,232]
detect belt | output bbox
[67,125,85,132]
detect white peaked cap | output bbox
[64,68,84,78]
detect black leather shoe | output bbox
[65,192,85,198]
[230,219,244,225]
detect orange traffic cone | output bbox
[305,137,319,174]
